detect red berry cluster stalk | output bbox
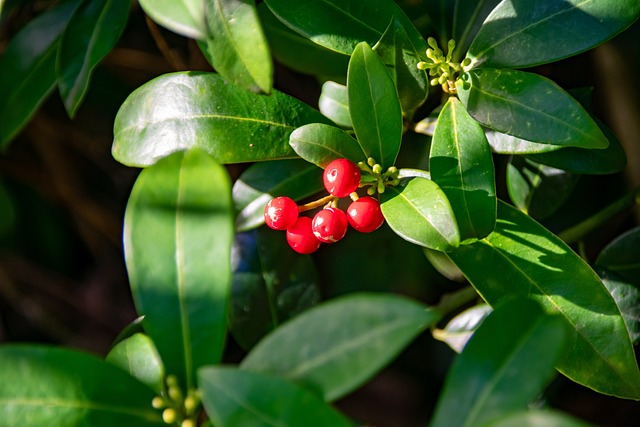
[263,158,385,254]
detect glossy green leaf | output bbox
[478,410,595,427]
[430,299,567,427]
[318,81,352,128]
[200,0,272,93]
[430,97,496,242]
[233,159,323,231]
[447,202,640,399]
[230,228,320,350]
[596,268,640,345]
[596,226,640,286]
[57,0,130,117]
[257,4,348,78]
[381,177,460,251]
[124,149,234,389]
[289,124,367,168]
[139,0,206,40]
[485,129,561,154]
[106,333,165,394]
[199,367,353,427]
[0,0,79,147]
[0,345,163,426]
[241,293,438,401]
[348,42,403,168]
[452,0,501,60]
[467,0,640,69]
[432,303,492,353]
[506,156,579,220]
[263,0,426,56]
[112,72,329,167]
[423,247,465,282]
[456,69,609,149]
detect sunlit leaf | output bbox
[318,81,352,128]
[139,0,206,40]
[106,333,165,394]
[289,123,366,168]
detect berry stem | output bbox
[298,194,338,212]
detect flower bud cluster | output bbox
[416,38,471,94]
[151,375,200,427]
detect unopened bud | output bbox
[181,420,196,427]
[367,157,376,167]
[372,164,382,174]
[152,396,165,409]
[162,408,177,424]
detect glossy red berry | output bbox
[312,207,348,243]
[323,158,360,198]
[264,196,298,230]
[347,197,384,233]
[286,216,322,254]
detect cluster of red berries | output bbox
[264,158,385,254]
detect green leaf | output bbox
[506,156,579,220]
[289,123,367,168]
[106,333,165,394]
[138,0,207,40]
[596,226,640,286]
[112,72,329,167]
[478,410,595,427]
[430,299,567,427]
[596,268,640,345]
[0,0,80,147]
[263,0,426,56]
[124,149,234,389]
[0,345,163,426]
[233,159,324,232]
[467,0,640,69]
[485,129,562,154]
[199,367,353,427]
[447,201,640,399]
[200,0,272,93]
[241,293,438,402]
[452,0,502,60]
[430,97,496,242]
[230,228,320,350]
[318,81,352,128]
[432,303,492,353]
[456,69,609,149]
[348,42,403,168]
[57,0,130,117]
[381,177,460,251]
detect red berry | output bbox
[286,216,322,254]
[347,197,384,233]
[312,207,348,243]
[264,196,298,230]
[323,158,360,198]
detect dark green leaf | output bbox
[138,0,207,40]
[124,149,234,389]
[430,97,496,242]
[596,268,640,345]
[289,123,366,168]
[467,0,640,69]
[112,72,329,167]
[432,303,492,352]
[106,333,165,394]
[596,226,640,286]
[0,0,80,147]
[381,177,460,251]
[57,0,130,117]
[452,0,502,60]
[241,293,438,401]
[423,247,465,282]
[447,202,640,399]
[430,299,567,427]
[111,316,145,346]
[200,0,272,93]
[506,156,579,220]
[199,367,353,427]
[0,345,163,426]
[348,42,402,168]
[456,69,609,149]
[485,129,561,154]
[318,81,352,128]
[233,159,324,231]
[478,410,595,427]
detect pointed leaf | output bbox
[456,69,609,149]
[452,0,502,59]
[467,0,640,69]
[430,97,496,242]
[432,303,492,353]
[595,226,640,286]
[57,0,130,117]
[289,123,366,168]
[106,333,165,394]
[124,149,234,389]
[447,201,640,399]
[233,159,323,231]
[348,42,402,168]
[199,367,353,427]
[200,0,272,93]
[112,72,329,167]
[430,299,567,427]
[478,410,595,427]
[0,345,164,426]
[241,293,438,401]
[381,177,460,251]
[485,129,561,154]
[138,0,206,40]
[319,81,352,128]
[596,268,640,345]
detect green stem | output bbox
[558,187,640,244]
[433,286,478,318]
